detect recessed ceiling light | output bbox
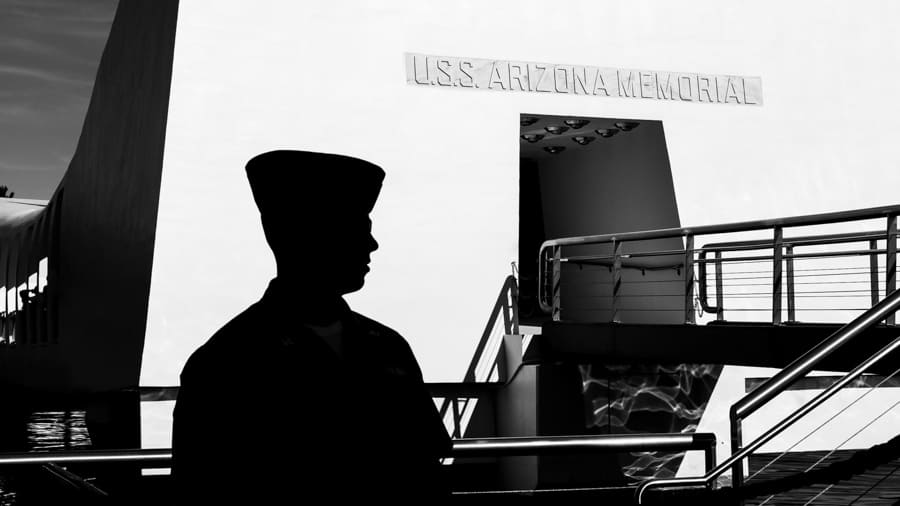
[595,128,619,138]
[543,146,566,154]
[614,121,640,131]
[520,116,539,127]
[564,119,590,129]
[521,134,545,143]
[544,125,569,135]
[571,136,596,145]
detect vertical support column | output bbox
[612,240,622,323]
[2,248,8,343]
[0,246,5,343]
[786,245,796,322]
[25,225,36,345]
[888,215,897,325]
[871,239,881,307]
[704,443,717,474]
[551,246,562,322]
[10,239,18,345]
[715,251,724,321]
[684,234,695,324]
[772,226,783,325]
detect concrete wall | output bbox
[140,0,900,388]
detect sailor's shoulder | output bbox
[348,311,426,375]
[181,304,267,380]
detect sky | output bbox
[0,0,117,199]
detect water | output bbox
[0,393,141,505]
[0,409,96,505]
[580,362,722,479]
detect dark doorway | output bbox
[518,114,684,324]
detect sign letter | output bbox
[678,75,694,101]
[617,70,637,97]
[488,62,508,90]
[639,72,654,98]
[509,63,529,91]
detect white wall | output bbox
[141,0,900,389]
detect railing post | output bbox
[509,279,520,335]
[772,226,783,325]
[552,246,562,322]
[715,251,724,321]
[871,239,880,307]
[684,234,695,324]
[501,290,511,335]
[730,410,744,491]
[451,397,462,439]
[613,240,622,323]
[888,215,897,325]
[786,245,796,322]
[704,442,717,474]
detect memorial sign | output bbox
[405,53,762,106]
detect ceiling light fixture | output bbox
[564,119,590,129]
[543,146,566,154]
[521,134,545,143]
[595,128,619,138]
[520,116,539,127]
[544,125,569,135]
[614,121,640,131]
[571,136,595,145]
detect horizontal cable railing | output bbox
[538,204,899,324]
[697,229,894,324]
[634,287,900,504]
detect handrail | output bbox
[538,203,900,315]
[0,433,717,471]
[461,274,519,383]
[700,230,885,252]
[697,229,887,316]
[0,448,173,466]
[453,434,716,466]
[732,289,900,421]
[438,274,518,438]
[634,287,900,503]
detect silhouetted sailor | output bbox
[173,150,452,504]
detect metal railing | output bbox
[634,287,900,503]
[698,229,894,323]
[437,274,519,438]
[141,272,520,442]
[0,432,717,472]
[0,433,719,501]
[538,204,899,324]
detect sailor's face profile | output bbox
[320,215,378,295]
[245,149,385,296]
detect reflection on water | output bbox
[580,363,722,480]
[0,479,12,506]
[27,411,92,452]
[0,409,96,506]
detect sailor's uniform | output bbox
[173,278,452,503]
